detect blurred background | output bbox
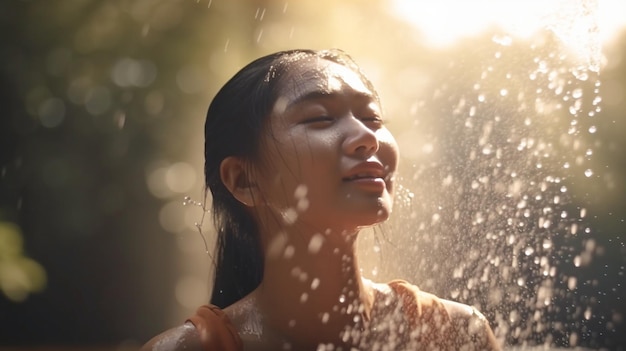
[0,0,625,350]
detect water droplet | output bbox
[299,272,308,282]
[574,256,581,267]
[321,312,330,324]
[584,307,592,320]
[297,198,309,212]
[584,169,593,177]
[311,278,320,290]
[294,184,308,199]
[572,88,583,99]
[282,208,298,224]
[568,276,578,290]
[290,266,302,278]
[283,245,295,259]
[300,292,309,303]
[588,125,597,134]
[592,96,602,105]
[542,239,553,249]
[183,196,191,206]
[339,294,346,303]
[308,233,324,254]
[482,145,493,155]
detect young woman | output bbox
[141,49,500,351]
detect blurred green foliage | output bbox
[0,221,46,302]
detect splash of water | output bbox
[379,0,614,349]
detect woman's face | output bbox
[253,57,399,234]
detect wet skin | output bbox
[252,58,400,240]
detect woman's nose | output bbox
[342,117,379,158]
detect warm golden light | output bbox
[392,0,626,48]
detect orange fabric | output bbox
[186,304,243,351]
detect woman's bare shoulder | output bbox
[140,322,204,351]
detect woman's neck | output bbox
[255,226,374,348]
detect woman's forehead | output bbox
[280,58,374,101]
[273,58,374,114]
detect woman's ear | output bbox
[220,156,258,207]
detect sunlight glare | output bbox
[392,0,626,48]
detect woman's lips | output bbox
[342,160,388,192]
[343,175,386,191]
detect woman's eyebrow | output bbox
[286,90,376,110]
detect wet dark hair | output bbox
[205,49,378,308]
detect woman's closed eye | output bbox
[301,116,335,126]
[359,116,385,127]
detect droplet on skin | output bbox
[283,245,295,259]
[321,312,330,324]
[282,208,298,224]
[296,198,309,211]
[584,169,593,177]
[308,233,325,254]
[294,184,308,198]
[298,271,309,282]
[266,233,288,259]
[290,266,302,278]
[310,278,320,290]
[300,293,308,303]
[294,185,309,211]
